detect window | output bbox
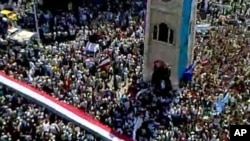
[152,23,175,44]
[153,25,158,39]
[169,29,174,44]
[158,23,169,42]
[166,27,169,42]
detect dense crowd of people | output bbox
[0,87,103,141]
[0,0,249,140]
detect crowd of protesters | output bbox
[0,86,103,141]
[0,0,250,140]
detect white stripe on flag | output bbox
[98,58,111,67]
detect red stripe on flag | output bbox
[0,72,132,141]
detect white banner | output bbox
[86,42,100,53]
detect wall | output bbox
[178,0,193,79]
[187,0,197,65]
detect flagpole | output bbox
[33,0,41,45]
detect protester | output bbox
[0,86,102,141]
[0,0,249,140]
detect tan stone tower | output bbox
[143,0,196,87]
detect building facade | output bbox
[143,0,196,87]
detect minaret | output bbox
[143,0,196,88]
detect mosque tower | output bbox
[143,0,196,87]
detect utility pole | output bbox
[33,0,41,45]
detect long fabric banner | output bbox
[0,72,132,141]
